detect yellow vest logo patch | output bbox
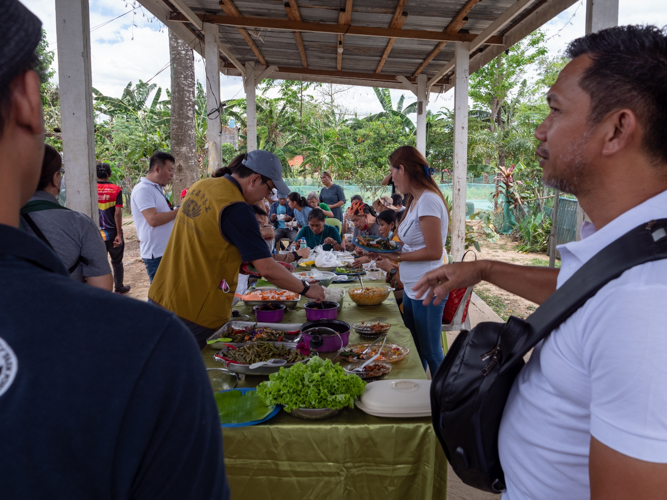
[182,198,202,219]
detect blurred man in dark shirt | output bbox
[0,2,229,498]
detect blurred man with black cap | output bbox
[149,150,325,348]
[0,2,229,498]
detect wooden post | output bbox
[416,74,428,156]
[55,0,97,222]
[244,62,257,152]
[451,42,470,261]
[576,0,618,239]
[205,23,222,174]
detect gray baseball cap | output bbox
[241,150,290,196]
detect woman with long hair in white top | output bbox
[383,145,449,374]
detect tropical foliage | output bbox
[37,25,570,254]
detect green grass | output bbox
[529,258,561,268]
[475,289,512,321]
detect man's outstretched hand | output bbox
[413,261,486,305]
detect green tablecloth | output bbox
[203,282,448,499]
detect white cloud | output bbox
[19,0,667,114]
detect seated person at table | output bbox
[342,194,363,232]
[306,191,334,218]
[253,204,309,264]
[269,193,296,243]
[287,192,311,228]
[296,208,342,251]
[372,195,398,214]
[392,193,406,212]
[331,200,381,252]
[353,209,401,268]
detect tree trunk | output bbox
[169,30,198,204]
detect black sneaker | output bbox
[114,285,131,295]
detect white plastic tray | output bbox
[356,379,432,417]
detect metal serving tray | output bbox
[207,321,303,350]
[213,341,311,375]
[240,288,301,309]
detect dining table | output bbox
[202,278,448,499]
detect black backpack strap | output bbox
[21,213,55,250]
[503,218,667,367]
[21,213,89,275]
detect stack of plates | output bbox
[355,379,431,418]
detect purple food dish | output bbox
[253,304,286,323]
[304,301,340,321]
[300,319,351,352]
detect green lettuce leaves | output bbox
[257,357,366,412]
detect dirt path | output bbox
[467,234,558,320]
[119,215,151,301]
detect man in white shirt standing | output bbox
[415,25,667,499]
[131,152,179,283]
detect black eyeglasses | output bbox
[59,169,65,176]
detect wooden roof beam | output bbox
[375,0,408,74]
[337,1,354,71]
[170,0,203,30]
[428,0,536,87]
[168,13,504,45]
[219,0,268,66]
[285,0,308,68]
[412,0,482,77]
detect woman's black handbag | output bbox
[430,219,667,493]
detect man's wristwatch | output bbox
[291,250,301,262]
[389,269,397,276]
[300,280,311,296]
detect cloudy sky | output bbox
[22,0,667,116]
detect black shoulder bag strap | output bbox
[20,206,90,275]
[501,218,667,369]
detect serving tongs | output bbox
[353,335,387,371]
[359,333,387,356]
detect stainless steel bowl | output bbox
[288,407,343,420]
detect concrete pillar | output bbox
[576,0,618,238]
[450,42,470,261]
[244,62,257,152]
[416,74,428,156]
[586,0,619,33]
[55,0,97,223]
[204,23,222,174]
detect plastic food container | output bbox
[366,270,385,281]
[356,379,432,417]
[253,304,286,322]
[304,301,339,321]
[348,286,392,306]
[300,319,350,352]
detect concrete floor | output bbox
[443,294,503,500]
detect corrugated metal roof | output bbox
[161,0,573,90]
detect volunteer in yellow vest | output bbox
[149,150,325,348]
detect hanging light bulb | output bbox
[338,40,344,54]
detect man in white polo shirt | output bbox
[415,25,667,499]
[131,152,178,283]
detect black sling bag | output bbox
[20,200,89,274]
[430,218,667,493]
